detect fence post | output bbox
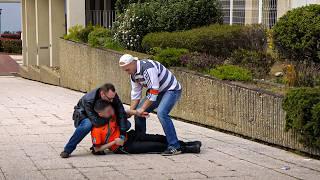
[258,0,263,24]
[230,0,233,25]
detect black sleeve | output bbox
[82,99,106,127]
[113,94,128,135]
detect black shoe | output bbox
[184,143,201,154]
[60,151,70,158]
[90,147,106,155]
[186,141,202,147]
[162,146,182,156]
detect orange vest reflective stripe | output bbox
[91,115,126,152]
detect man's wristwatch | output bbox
[120,135,125,140]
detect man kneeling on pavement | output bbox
[91,99,201,155]
[60,83,130,158]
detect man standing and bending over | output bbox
[60,83,129,158]
[119,54,183,155]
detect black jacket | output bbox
[72,88,127,135]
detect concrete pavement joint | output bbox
[0,168,7,180]
[211,147,302,180]
[204,134,320,173]
[69,163,90,180]
[21,147,49,180]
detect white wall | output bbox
[66,0,86,31]
[291,0,320,8]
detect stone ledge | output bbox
[19,65,30,79]
[40,66,60,86]
[28,65,41,81]
[19,65,60,86]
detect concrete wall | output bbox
[59,39,320,156]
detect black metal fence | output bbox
[86,10,117,29]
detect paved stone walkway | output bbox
[1,76,320,180]
[0,55,19,75]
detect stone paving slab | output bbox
[0,76,320,180]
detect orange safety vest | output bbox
[91,115,126,152]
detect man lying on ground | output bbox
[91,99,202,155]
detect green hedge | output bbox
[142,24,266,57]
[64,25,123,51]
[151,47,188,67]
[0,39,22,54]
[113,0,222,51]
[272,4,320,63]
[209,65,253,82]
[283,88,320,148]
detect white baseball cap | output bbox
[119,54,138,67]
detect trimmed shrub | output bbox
[142,24,266,57]
[282,88,320,148]
[152,47,188,67]
[88,27,112,47]
[272,4,320,63]
[155,0,222,32]
[180,52,224,71]
[0,38,22,54]
[209,65,253,81]
[113,0,223,51]
[228,49,275,78]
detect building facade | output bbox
[220,0,320,28]
[20,0,115,68]
[20,0,320,68]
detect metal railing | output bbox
[219,0,281,28]
[86,10,117,29]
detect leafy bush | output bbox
[293,62,320,87]
[103,38,124,51]
[282,88,320,148]
[115,0,150,13]
[272,4,320,63]
[0,38,22,54]
[152,48,188,67]
[113,0,223,51]
[63,24,94,43]
[63,25,84,42]
[209,65,253,81]
[155,0,222,32]
[228,49,274,78]
[77,24,94,43]
[88,26,112,47]
[142,24,266,57]
[113,2,160,51]
[180,52,224,71]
